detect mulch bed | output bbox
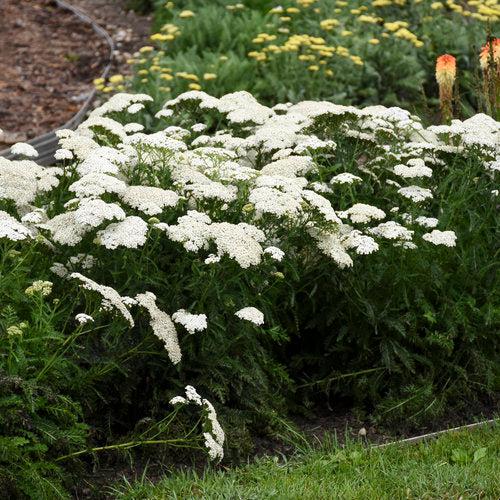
[0,0,110,148]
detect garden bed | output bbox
[0,0,108,148]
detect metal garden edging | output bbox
[373,418,497,449]
[0,0,114,165]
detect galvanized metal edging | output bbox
[372,418,497,449]
[0,0,114,165]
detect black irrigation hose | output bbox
[0,0,114,165]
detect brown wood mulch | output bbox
[0,0,151,149]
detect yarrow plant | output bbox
[0,89,497,495]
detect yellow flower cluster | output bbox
[320,19,340,31]
[249,32,364,68]
[93,74,126,93]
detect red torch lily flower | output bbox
[435,54,456,123]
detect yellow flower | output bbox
[138,69,149,76]
[139,46,154,53]
[160,74,173,81]
[320,19,340,30]
[150,33,170,42]
[179,10,195,18]
[203,73,217,80]
[93,77,105,85]
[431,2,443,8]
[358,14,382,23]
[189,83,201,90]
[341,30,353,36]
[369,38,380,45]
[308,65,320,71]
[350,55,364,66]
[325,69,334,76]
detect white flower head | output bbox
[235,307,264,326]
[135,291,181,364]
[330,173,362,185]
[422,229,457,247]
[398,186,433,203]
[264,246,285,262]
[75,313,94,325]
[11,142,39,158]
[172,309,208,334]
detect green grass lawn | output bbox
[113,422,499,499]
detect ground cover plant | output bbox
[0,85,498,496]
[114,424,500,499]
[104,0,500,118]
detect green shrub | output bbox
[1,89,498,495]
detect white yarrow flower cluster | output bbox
[11,142,39,158]
[422,229,457,247]
[135,292,181,364]
[172,309,208,334]
[169,385,225,461]
[235,307,264,325]
[75,313,94,325]
[71,273,134,327]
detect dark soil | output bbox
[73,394,498,499]
[0,0,109,147]
[0,0,151,150]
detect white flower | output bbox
[155,108,174,119]
[330,173,362,184]
[127,103,145,114]
[54,148,74,160]
[308,227,353,268]
[191,123,207,132]
[0,157,62,204]
[0,211,32,241]
[74,199,126,227]
[341,230,379,255]
[398,186,433,203]
[124,122,145,133]
[203,432,224,461]
[422,229,457,247]
[368,221,414,241]
[11,142,38,158]
[185,385,203,405]
[25,280,53,297]
[172,309,208,334]
[71,273,134,327]
[264,246,285,261]
[415,216,439,228]
[393,159,433,179]
[69,173,127,198]
[50,262,69,278]
[97,216,148,249]
[75,313,94,325]
[135,291,181,364]
[235,307,264,326]
[340,203,386,224]
[204,254,221,264]
[121,186,179,215]
[169,396,187,405]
